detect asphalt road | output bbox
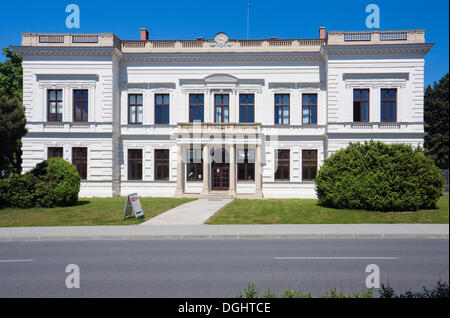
[0,238,448,298]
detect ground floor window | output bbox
[302,150,318,181]
[155,149,169,180]
[275,149,290,181]
[48,147,63,159]
[187,148,203,181]
[237,149,255,181]
[128,149,143,180]
[72,147,87,180]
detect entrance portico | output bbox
[176,123,263,198]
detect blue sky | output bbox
[0,0,448,86]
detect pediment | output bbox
[204,74,238,84]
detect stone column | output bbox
[175,144,183,197]
[229,144,236,196]
[201,144,209,195]
[255,144,263,197]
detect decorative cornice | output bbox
[11,46,122,58]
[121,52,322,62]
[322,43,434,55]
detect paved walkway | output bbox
[0,224,447,241]
[140,199,233,225]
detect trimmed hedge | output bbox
[316,141,444,211]
[0,158,80,209]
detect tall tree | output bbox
[0,47,23,102]
[424,72,449,170]
[0,88,27,177]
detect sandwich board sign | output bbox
[123,193,144,219]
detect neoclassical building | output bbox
[14,28,433,198]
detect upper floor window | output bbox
[128,149,143,181]
[189,94,204,123]
[237,148,255,181]
[155,149,170,181]
[381,89,397,122]
[48,147,63,159]
[302,150,318,181]
[187,148,203,181]
[353,89,369,122]
[155,94,170,125]
[72,147,87,180]
[128,94,143,124]
[275,94,290,125]
[275,149,290,181]
[73,89,88,122]
[302,94,317,125]
[48,89,63,122]
[239,94,255,123]
[215,94,229,123]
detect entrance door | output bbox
[211,163,229,190]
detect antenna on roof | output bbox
[247,2,250,39]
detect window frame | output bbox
[47,89,63,122]
[353,89,370,122]
[72,147,88,180]
[128,149,143,181]
[239,94,255,123]
[48,147,63,159]
[155,94,170,125]
[302,93,318,125]
[128,94,143,124]
[274,94,290,125]
[237,148,255,181]
[275,149,290,181]
[73,89,89,122]
[214,94,230,123]
[186,148,203,182]
[189,94,204,123]
[154,149,170,181]
[302,150,318,181]
[380,88,397,122]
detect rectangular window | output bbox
[275,94,290,125]
[353,89,369,122]
[128,94,143,124]
[155,94,170,124]
[275,149,290,181]
[72,147,87,180]
[187,148,203,181]
[48,147,63,159]
[381,89,397,122]
[302,150,318,181]
[73,89,89,122]
[237,149,255,181]
[128,149,143,181]
[302,94,317,125]
[155,149,169,181]
[239,94,255,123]
[215,94,229,123]
[189,94,204,123]
[48,89,63,122]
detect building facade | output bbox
[14,29,433,198]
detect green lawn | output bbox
[0,197,195,227]
[206,196,449,224]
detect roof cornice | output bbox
[11,46,123,58]
[321,43,434,55]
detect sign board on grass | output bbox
[123,193,144,220]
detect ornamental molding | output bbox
[209,33,234,48]
[12,46,122,57]
[321,43,434,55]
[121,53,321,62]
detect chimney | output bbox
[140,28,149,41]
[319,27,326,40]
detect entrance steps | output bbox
[201,192,235,201]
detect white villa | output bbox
[14,28,433,198]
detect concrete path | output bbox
[140,199,233,225]
[0,224,447,241]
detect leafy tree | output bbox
[424,72,449,169]
[0,88,27,177]
[0,47,23,102]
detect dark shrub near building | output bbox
[316,141,444,211]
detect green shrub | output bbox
[3,173,36,209]
[0,178,8,208]
[316,141,444,211]
[31,158,81,208]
